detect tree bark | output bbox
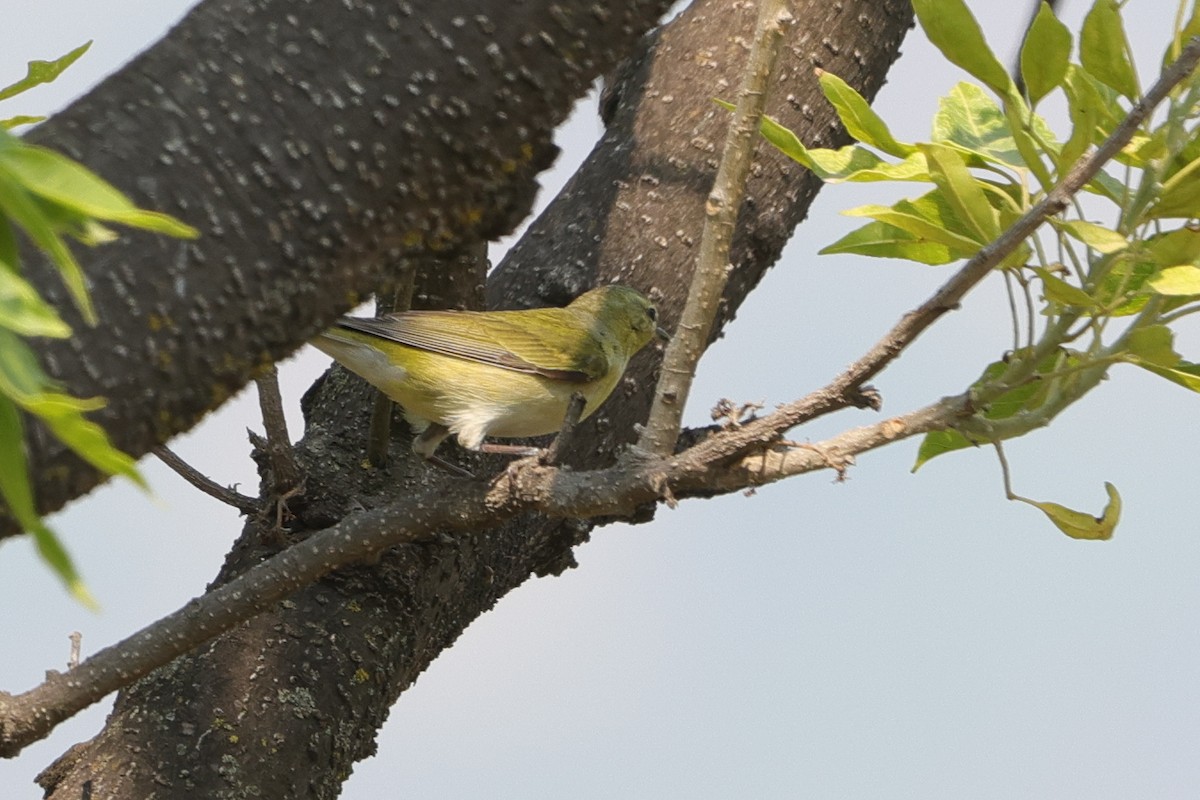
[34,0,913,796]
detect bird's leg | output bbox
[412,422,452,459]
[412,422,475,478]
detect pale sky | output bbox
[1,1,1197,798]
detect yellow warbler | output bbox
[312,284,661,461]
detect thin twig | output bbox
[639,0,794,456]
[255,366,302,492]
[152,445,260,515]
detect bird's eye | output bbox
[647,306,657,322]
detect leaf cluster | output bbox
[752,0,1200,538]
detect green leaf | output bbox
[817,70,916,158]
[1148,155,1200,220]
[1061,66,1105,171]
[1165,1,1200,68]
[0,329,143,487]
[1136,361,1200,392]
[1082,170,1128,205]
[1144,225,1200,266]
[1033,267,1097,307]
[1124,325,1181,367]
[0,216,17,273]
[31,522,99,608]
[1080,0,1140,100]
[1015,482,1120,540]
[0,269,72,337]
[0,395,96,606]
[725,103,930,183]
[912,428,976,471]
[932,83,1023,168]
[0,42,91,102]
[1002,99,1057,192]
[0,168,92,322]
[1021,2,1073,105]
[912,0,1015,97]
[844,192,984,253]
[1095,258,1155,316]
[1,116,46,131]
[0,395,37,529]
[36,399,145,488]
[0,142,198,238]
[921,143,999,243]
[820,220,965,265]
[0,328,54,402]
[912,349,1084,471]
[1055,220,1128,254]
[1147,265,1200,296]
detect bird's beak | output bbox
[655,326,671,341]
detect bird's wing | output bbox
[335,308,610,383]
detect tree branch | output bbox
[151,445,260,515]
[640,0,794,455]
[254,367,302,494]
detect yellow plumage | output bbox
[312,285,660,459]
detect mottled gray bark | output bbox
[9,0,675,536]
[31,0,913,797]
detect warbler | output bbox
[312,284,661,461]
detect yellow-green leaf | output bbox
[817,70,916,158]
[0,268,72,337]
[0,395,96,606]
[921,142,1000,243]
[1016,482,1120,540]
[1145,225,1200,266]
[0,142,197,238]
[1,115,46,131]
[1032,267,1097,307]
[845,195,983,253]
[0,42,91,102]
[1021,2,1073,105]
[0,168,93,322]
[1147,265,1200,296]
[1148,155,1200,220]
[1080,0,1139,100]
[1055,220,1129,254]
[912,0,1015,97]
[1124,325,1181,368]
[912,429,976,471]
[1136,361,1200,392]
[1061,66,1104,172]
[820,221,964,265]
[932,82,1023,168]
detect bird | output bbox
[312,284,662,465]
